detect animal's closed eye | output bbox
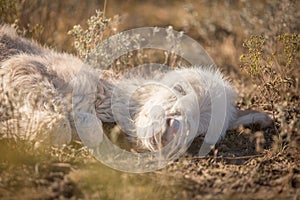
[173,84,186,96]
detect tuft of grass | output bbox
[240,33,299,153]
[0,0,18,24]
[240,34,299,106]
[69,10,189,75]
[0,0,44,40]
[12,21,45,40]
[68,10,120,61]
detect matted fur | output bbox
[0,25,272,151]
[0,25,114,145]
[112,67,271,151]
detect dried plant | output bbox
[0,0,18,24]
[240,33,299,152]
[240,34,299,105]
[68,10,120,61]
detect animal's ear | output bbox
[173,83,187,96]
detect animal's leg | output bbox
[73,112,103,148]
[0,89,72,145]
[0,114,71,146]
[230,110,273,129]
[0,57,72,145]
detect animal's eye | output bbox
[173,84,186,95]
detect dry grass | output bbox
[0,0,299,199]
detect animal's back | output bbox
[0,25,91,94]
[0,25,46,62]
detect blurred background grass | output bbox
[2,0,298,70]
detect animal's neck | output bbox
[95,70,119,122]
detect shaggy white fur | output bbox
[112,67,272,152]
[0,25,114,145]
[0,25,272,152]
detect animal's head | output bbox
[131,70,200,152]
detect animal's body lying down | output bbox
[0,25,271,152]
[113,67,271,152]
[0,25,114,145]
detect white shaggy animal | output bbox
[112,67,272,153]
[0,25,272,153]
[0,25,115,145]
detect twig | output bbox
[103,0,107,17]
[190,154,263,161]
